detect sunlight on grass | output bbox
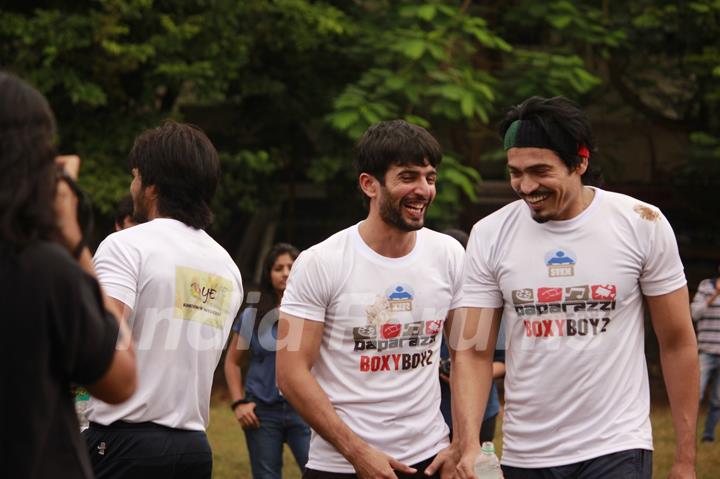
[207,401,720,478]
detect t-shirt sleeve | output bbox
[448,241,466,310]
[93,234,141,309]
[639,211,687,296]
[232,307,255,343]
[459,224,504,308]
[280,250,331,322]
[50,263,119,386]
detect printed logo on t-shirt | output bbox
[350,283,439,373]
[175,266,234,329]
[511,284,617,339]
[544,248,576,277]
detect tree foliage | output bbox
[1,0,718,244]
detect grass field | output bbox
[207,398,720,479]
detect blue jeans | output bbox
[244,399,310,479]
[699,351,720,440]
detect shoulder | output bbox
[420,228,465,258]
[20,241,84,281]
[697,278,717,293]
[300,226,355,265]
[471,200,526,234]
[597,189,664,222]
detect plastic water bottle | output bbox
[474,441,501,479]
[74,387,90,431]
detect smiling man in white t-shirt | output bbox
[452,96,699,479]
[277,120,464,479]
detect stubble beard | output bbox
[378,190,425,232]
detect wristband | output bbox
[230,398,251,411]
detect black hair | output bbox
[250,242,300,331]
[0,72,58,249]
[498,96,602,186]
[114,194,134,227]
[353,120,442,204]
[128,121,220,230]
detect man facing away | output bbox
[276,120,464,479]
[451,96,699,479]
[84,121,244,478]
[691,264,720,442]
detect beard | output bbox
[131,192,150,224]
[378,189,427,232]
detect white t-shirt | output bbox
[87,218,243,431]
[280,223,464,473]
[460,188,686,468]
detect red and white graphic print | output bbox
[425,320,442,335]
[381,323,402,339]
[538,287,563,303]
[591,284,617,300]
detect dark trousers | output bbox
[303,455,438,479]
[502,449,652,479]
[82,421,212,479]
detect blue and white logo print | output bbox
[544,249,576,277]
[386,284,414,312]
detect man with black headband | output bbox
[452,96,698,478]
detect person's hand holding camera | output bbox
[53,155,85,257]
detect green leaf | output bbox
[401,39,426,60]
[549,15,573,29]
[417,5,437,21]
[329,110,360,131]
[460,93,475,118]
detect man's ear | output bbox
[358,173,380,200]
[575,156,589,176]
[144,184,159,201]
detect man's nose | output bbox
[518,176,539,194]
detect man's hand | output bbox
[53,155,83,253]
[348,443,416,479]
[234,402,260,429]
[425,443,460,478]
[668,461,695,479]
[454,444,482,479]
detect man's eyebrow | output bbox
[509,163,553,172]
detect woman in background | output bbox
[224,243,310,478]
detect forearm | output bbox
[452,350,493,448]
[278,365,367,461]
[660,337,699,465]
[224,361,245,401]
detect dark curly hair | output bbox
[0,72,58,249]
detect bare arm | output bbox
[276,313,415,479]
[646,287,698,479]
[447,307,502,479]
[85,297,136,404]
[223,333,259,428]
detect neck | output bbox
[358,213,417,258]
[568,186,594,219]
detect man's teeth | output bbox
[526,194,549,204]
[405,203,424,211]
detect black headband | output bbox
[503,118,589,159]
